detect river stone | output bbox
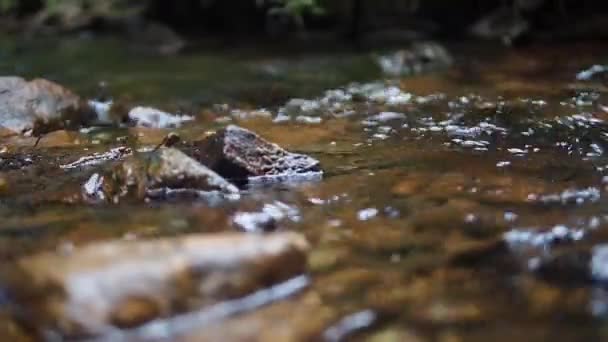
[186,125,322,186]
[9,232,309,338]
[85,147,239,203]
[128,106,194,128]
[376,42,453,77]
[0,77,91,135]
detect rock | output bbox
[186,125,322,186]
[84,147,239,203]
[531,244,608,285]
[60,147,131,170]
[591,245,608,283]
[375,42,452,77]
[323,309,377,342]
[0,77,92,135]
[532,248,592,284]
[126,21,187,56]
[470,7,529,44]
[9,232,309,338]
[576,65,608,85]
[128,106,193,129]
[232,201,301,232]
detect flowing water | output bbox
[1,36,608,341]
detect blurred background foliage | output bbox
[0,0,607,47]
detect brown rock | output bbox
[84,147,240,203]
[10,232,309,338]
[176,291,336,342]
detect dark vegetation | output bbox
[1,0,608,50]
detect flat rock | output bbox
[0,77,92,135]
[9,232,309,338]
[185,125,322,186]
[84,147,239,203]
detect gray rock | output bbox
[470,7,529,44]
[0,77,91,135]
[186,125,322,186]
[375,42,452,77]
[591,245,608,282]
[128,106,193,128]
[9,232,309,338]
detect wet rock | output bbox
[128,106,194,129]
[530,244,608,285]
[60,147,131,170]
[186,125,322,186]
[470,7,529,44]
[84,147,239,203]
[532,248,592,284]
[323,309,377,342]
[126,21,187,56]
[0,77,92,135]
[274,82,418,122]
[0,153,35,171]
[232,201,301,232]
[376,42,452,77]
[576,65,608,82]
[10,232,309,338]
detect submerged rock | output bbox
[0,77,92,135]
[9,232,309,338]
[186,125,322,186]
[84,147,239,203]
